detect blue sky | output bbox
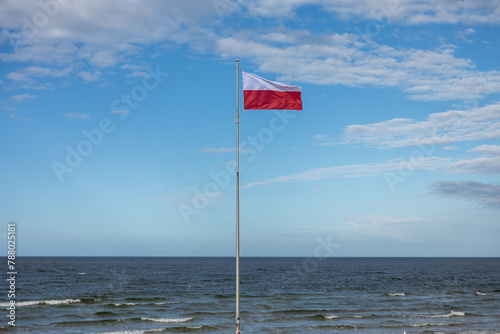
[1,0,499,256]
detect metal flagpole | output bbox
[235,59,241,334]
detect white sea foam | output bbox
[410,322,457,327]
[352,314,375,319]
[324,315,339,319]
[112,303,136,306]
[141,317,193,323]
[90,331,148,334]
[475,291,487,296]
[413,310,465,318]
[388,292,405,297]
[94,330,164,334]
[40,299,81,306]
[0,299,81,307]
[436,310,465,318]
[410,322,433,327]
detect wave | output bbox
[89,331,148,334]
[214,294,233,299]
[387,292,405,297]
[409,322,461,327]
[154,301,179,305]
[413,310,465,318]
[107,300,178,307]
[0,299,81,307]
[53,318,126,326]
[311,314,340,320]
[89,330,164,334]
[156,325,215,332]
[275,309,331,314]
[475,291,487,296]
[431,310,465,318]
[95,311,117,317]
[317,324,366,330]
[311,313,383,320]
[353,314,378,319]
[54,317,192,327]
[81,298,103,304]
[108,303,137,307]
[125,297,165,302]
[141,317,192,323]
[381,322,461,329]
[324,315,339,320]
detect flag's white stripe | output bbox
[242,71,301,92]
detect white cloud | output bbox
[63,112,90,120]
[245,0,318,17]
[109,109,130,117]
[469,144,500,156]
[242,145,500,189]
[312,134,338,146]
[0,43,79,64]
[78,71,100,82]
[0,1,222,66]
[217,29,500,101]
[455,28,476,42]
[126,71,149,78]
[342,101,500,148]
[0,1,231,91]
[452,156,500,174]
[6,66,72,88]
[242,156,452,189]
[6,72,30,82]
[451,146,500,174]
[22,66,72,78]
[2,0,500,101]
[121,64,148,71]
[9,93,36,102]
[243,0,500,25]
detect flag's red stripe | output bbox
[244,90,302,110]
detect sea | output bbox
[1,257,499,333]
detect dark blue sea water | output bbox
[1,257,499,333]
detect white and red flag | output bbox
[242,71,302,110]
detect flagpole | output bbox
[235,58,241,334]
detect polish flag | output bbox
[242,71,302,110]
